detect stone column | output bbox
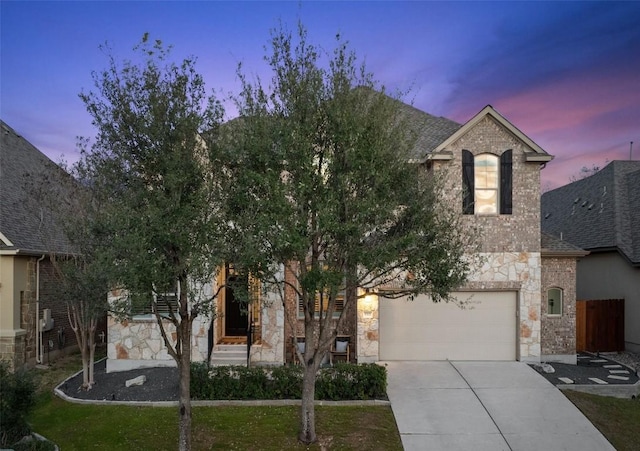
[356,293,379,363]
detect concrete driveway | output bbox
[384,361,614,451]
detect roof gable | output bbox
[430,105,553,163]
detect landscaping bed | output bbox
[58,360,387,402]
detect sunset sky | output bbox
[2,1,639,190]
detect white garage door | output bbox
[379,291,517,361]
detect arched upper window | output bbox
[547,287,563,316]
[462,150,512,215]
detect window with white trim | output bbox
[462,149,512,215]
[547,288,563,316]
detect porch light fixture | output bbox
[362,289,375,318]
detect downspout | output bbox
[35,254,45,364]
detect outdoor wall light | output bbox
[362,291,375,318]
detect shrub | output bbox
[190,362,386,401]
[316,363,386,400]
[0,362,37,447]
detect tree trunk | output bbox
[177,318,193,451]
[299,363,318,444]
[79,324,91,390]
[89,322,96,386]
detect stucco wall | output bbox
[577,252,640,353]
[541,256,577,363]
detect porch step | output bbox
[209,344,248,366]
[215,344,248,352]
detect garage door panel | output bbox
[379,291,516,361]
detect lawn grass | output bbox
[30,397,401,450]
[564,390,640,451]
[28,350,402,450]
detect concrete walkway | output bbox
[385,361,615,451]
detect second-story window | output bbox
[475,154,499,214]
[462,149,512,215]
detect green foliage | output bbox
[226,23,472,299]
[78,35,226,320]
[224,21,474,441]
[0,362,37,447]
[190,362,386,401]
[316,363,386,401]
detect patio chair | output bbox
[292,336,305,365]
[330,335,350,365]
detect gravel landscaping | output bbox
[531,352,640,386]
[57,359,179,402]
[59,352,640,403]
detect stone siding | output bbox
[541,256,577,362]
[356,115,546,362]
[0,333,26,370]
[250,289,285,364]
[356,295,379,363]
[467,252,542,361]
[106,285,214,372]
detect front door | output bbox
[224,270,248,336]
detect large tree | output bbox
[224,24,474,444]
[79,35,225,451]
[23,153,109,390]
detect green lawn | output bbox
[564,390,640,451]
[31,394,401,450]
[28,351,401,450]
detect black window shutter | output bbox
[462,150,474,214]
[500,149,513,214]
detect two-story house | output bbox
[107,101,584,371]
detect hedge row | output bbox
[190,362,387,401]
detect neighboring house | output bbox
[107,101,586,371]
[542,161,640,353]
[0,121,102,369]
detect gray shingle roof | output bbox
[0,121,74,255]
[541,160,640,265]
[541,232,588,256]
[354,87,462,160]
[393,100,462,159]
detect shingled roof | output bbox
[351,87,462,160]
[541,232,588,257]
[0,121,74,255]
[393,100,462,160]
[541,160,640,266]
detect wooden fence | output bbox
[576,299,624,352]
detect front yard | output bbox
[31,396,400,450]
[564,389,640,451]
[24,351,639,450]
[27,351,401,450]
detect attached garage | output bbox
[379,291,517,361]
